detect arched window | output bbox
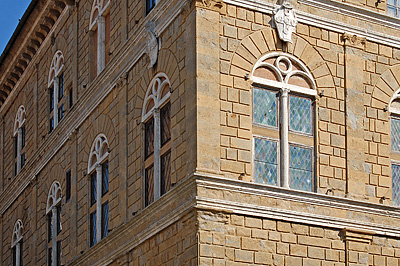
[88,134,109,246]
[389,90,400,205]
[251,52,316,192]
[14,105,26,175]
[142,73,172,206]
[89,0,111,76]
[11,220,23,266]
[48,51,65,131]
[46,181,62,266]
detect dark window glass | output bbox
[146,0,156,14]
[101,202,109,239]
[58,104,64,121]
[161,151,171,195]
[69,88,73,108]
[49,118,54,132]
[20,241,23,266]
[14,162,17,176]
[21,153,25,168]
[102,162,109,196]
[145,118,154,158]
[12,246,16,266]
[56,206,62,235]
[160,103,171,146]
[90,172,97,206]
[145,165,154,206]
[48,248,52,266]
[90,212,96,247]
[56,240,61,266]
[21,125,25,148]
[14,137,17,159]
[58,74,64,101]
[50,87,54,112]
[48,213,53,242]
[66,170,71,202]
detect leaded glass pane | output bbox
[161,103,171,146]
[101,202,109,238]
[161,151,171,195]
[90,172,97,206]
[392,164,400,206]
[145,165,154,206]
[289,95,312,134]
[90,212,96,247]
[56,205,62,235]
[48,213,52,242]
[102,161,109,196]
[253,88,277,127]
[391,117,400,152]
[58,74,64,100]
[254,138,278,185]
[21,126,25,148]
[145,118,154,158]
[289,145,312,191]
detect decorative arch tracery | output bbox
[12,219,23,247]
[48,50,64,86]
[14,105,26,136]
[46,181,62,214]
[89,0,110,30]
[88,133,109,173]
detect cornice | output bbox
[223,0,400,48]
[0,0,187,214]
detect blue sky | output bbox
[0,0,32,54]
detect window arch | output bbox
[142,73,172,206]
[11,219,23,266]
[251,52,316,192]
[88,134,110,247]
[14,105,26,175]
[46,181,62,266]
[48,51,65,131]
[89,0,111,75]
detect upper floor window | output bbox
[251,53,316,192]
[142,73,172,207]
[88,134,110,246]
[90,0,111,76]
[14,106,26,175]
[388,0,400,18]
[146,0,156,14]
[48,51,65,132]
[46,181,62,266]
[11,219,23,266]
[389,93,400,205]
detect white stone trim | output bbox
[48,50,64,87]
[88,133,109,173]
[89,0,110,31]
[13,105,26,136]
[46,181,62,214]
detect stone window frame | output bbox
[89,0,111,76]
[250,52,317,191]
[389,90,400,205]
[141,72,172,207]
[48,50,65,132]
[11,219,23,266]
[13,105,26,176]
[87,133,110,246]
[46,181,62,266]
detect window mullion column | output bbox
[281,88,290,188]
[51,207,57,266]
[53,77,59,127]
[15,242,20,266]
[17,128,22,173]
[97,16,106,75]
[95,163,102,242]
[154,109,161,200]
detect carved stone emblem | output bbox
[146,22,159,69]
[273,1,298,43]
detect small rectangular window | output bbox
[160,103,171,146]
[90,212,96,247]
[145,118,154,158]
[90,172,97,206]
[145,165,154,206]
[101,201,109,238]
[161,151,171,195]
[66,170,71,202]
[58,74,64,101]
[102,162,109,196]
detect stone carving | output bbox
[146,22,159,69]
[342,33,366,48]
[273,1,298,43]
